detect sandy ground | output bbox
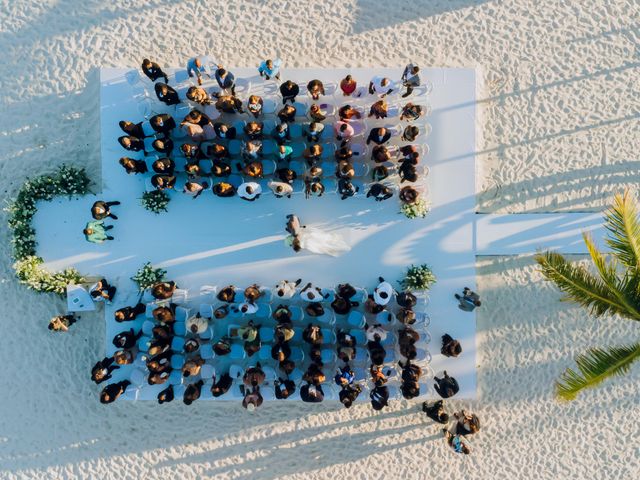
[0,1,639,479]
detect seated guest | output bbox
[91,201,120,221]
[279,80,299,104]
[369,76,394,96]
[339,74,357,96]
[157,385,174,404]
[271,342,291,362]
[186,86,214,106]
[334,365,355,388]
[365,323,388,343]
[243,363,266,387]
[213,122,237,139]
[258,58,282,80]
[119,157,147,174]
[304,179,324,199]
[303,363,326,385]
[371,165,389,182]
[186,313,208,334]
[118,135,144,152]
[213,336,232,356]
[183,379,204,405]
[300,382,324,403]
[147,352,172,374]
[368,99,388,119]
[434,371,459,398]
[112,328,142,349]
[215,66,236,95]
[302,324,323,346]
[151,138,174,155]
[113,349,134,365]
[369,384,390,410]
[306,79,325,100]
[400,144,420,161]
[212,181,236,197]
[276,167,297,184]
[148,370,171,385]
[91,357,119,384]
[212,160,232,177]
[367,339,386,365]
[399,160,418,183]
[181,143,207,161]
[242,140,263,160]
[183,109,212,127]
[401,63,421,97]
[400,102,424,121]
[182,356,205,378]
[114,303,145,322]
[338,178,359,200]
[184,180,208,199]
[336,161,355,180]
[371,145,391,163]
[366,127,391,145]
[155,82,180,105]
[273,303,293,322]
[247,95,263,117]
[366,183,393,201]
[207,143,229,159]
[402,125,420,142]
[303,144,322,166]
[151,280,176,300]
[149,114,176,135]
[141,58,168,83]
[244,121,263,139]
[308,104,326,122]
[272,122,290,144]
[331,294,358,315]
[184,161,203,178]
[335,146,354,162]
[90,278,117,303]
[338,104,361,121]
[397,291,417,309]
[274,378,296,399]
[84,220,114,243]
[242,386,264,410]
[373,277,394,306]
[147,338,171,356]
[151,174,176,190]
[370,365,388,386]
[306,122,325,142]
[99,380,130,404]
[152,305,175,323]
[274,322,295,344]
[334,121,354,143]
[277,104,297,123]
[275,144,293,162]
[151,157,175,175]
[305,302,324,318]
[186,56,208,85]
[217,285,236,302]
[211,373,233,397]
[238,181,261,201]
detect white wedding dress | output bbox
[293,227,351,257]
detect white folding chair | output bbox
[321,328,337,345]
[172,289,189,305]
[229,343,246,360]
[347,311,365,329]
[175,306,190,322]
[171,355,185,369]
[137,336,152,352]
[174,322,186,336]
[262,97,277,115]
[171,336,185,352]
[201,364,216,381]
[316,309,335,326]
[169,370,183,385]
[142,320,155,336]
[259,327,275,343]
[258,344,272,361]
[321,349,337,364]
[130,368,146,387]
[349,329,366,346]
[229,364,245,381]
[290,347,304,363]
[199,327,214,341]
[200,344,215,360]
[199,304,214,319]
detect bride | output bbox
[285,214,351,257]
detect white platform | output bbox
[33,67,478,400]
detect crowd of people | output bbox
[118,57,430,207]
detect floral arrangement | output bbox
[131,262,167,291]
[141,190,170,214]
[5,165,92,294]
[399,264,437,291]
[401,198,430,219]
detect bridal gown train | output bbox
[297,227,351,257]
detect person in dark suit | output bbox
[215,67,236,95]
[366,183,393,201]
[213,122,237,139]
[279,80,300,104]
[112,329,142,349]
[149,114,176,135]
[118,135,144,151]
[91,200,120,220]
[434,371,460,398]
[100,380,130,404]
[119,157,147,174]
[365,127,392,145]
[154,82,180,105]
[141,59,169,83]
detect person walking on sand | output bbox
[455,287,481,311]
[258,58,282,80]
[84,220,114,243]
[141,58,169,83]
[422,400,450,424]
[91,357,119,384]
[443,429,470,455]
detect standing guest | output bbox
[118,135,144,152]
[186,56,207,85]
[369,384,389,410]
[247,95,264,117]
[215,95,244,114]
[400,103,424,121]
[366,127,391,145]
[339,384,363,408]
[338,104,361,121]
[211,373,233,397]
[186,86,214,106]
[422,400,450,424]
[90,278,117,303]
[84,220,114,243]
[99,380,130,404]
[300,382,324,403]
[368,99,388,119]
[119,157,147,174]
[308,104,327,122]
[277,104,297,123]
[454,410,481,436]
[141,59,169,83]
[258,58,282,80]
[150,114,176,135]
[334,121,355,143]
[455,287,482,311]
[274,378,296,399]
[48,314,77,332]
[114,303,145,322]
[112,328,142,349]
[443,430,471,455]
[155,82,180,105]
[213,122,237,139]
[237,181,262,201]
[91,357,119,384]
[215,66,236,95]
[306,122,325,142]
[340,75,357,96]
[369,76,394,97]
[272,123,290,144]
[157,385,174,404]
[279,80,300,104]
[401,63,421,98]
[242,386,264,410]
[91,200,120,220]
[183,380,205,405]
[306,79,325,100]
[434,371,460,398]
[338,178,359,200]
[441,334,462,357]
[366,183,393,202]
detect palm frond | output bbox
[604,191,640,271]
[534,251,640,320]
[556,343,640,401]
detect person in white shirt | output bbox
[373,276,394,306]
[368,76,394,97]
[186,314,209,334]
[238,182,262,201]
[268,180,294,198]
[236,301,259,315]
[366,323,388,342]
[299,282,326,302]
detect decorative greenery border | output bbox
[5,165,92,295]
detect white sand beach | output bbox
[0,1,639,479]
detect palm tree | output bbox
[535,191,640,401]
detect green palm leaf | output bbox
[556,343,640,401]
[534,251,640,321]
[604,191,640,271]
